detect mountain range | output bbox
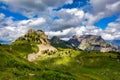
[10,29,120,62]
[0,29,120,80]
[50,35,120,53]
[0,29,119,53]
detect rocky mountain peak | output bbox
[50,36,73,48]
[80,35,105,45]
[50,36,60,44]
[16,29,49,44]
[68,35,119,52]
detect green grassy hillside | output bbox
[0,45,76,80]
[36,49,120,80]
[0,44,120,80]
[0,44,40,80]
[11,40,39,57]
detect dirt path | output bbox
[28,44,57,62]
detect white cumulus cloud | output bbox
[0,0,72,17]
[0,0,120,42]
[0,13,5,19]
[0,17,46,41]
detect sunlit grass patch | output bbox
[55,57,71,65]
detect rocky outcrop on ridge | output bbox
[16,29,49,44]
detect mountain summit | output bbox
[16,29,49,44]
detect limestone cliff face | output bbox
[68,35,80,49]
[78,35,105,51]
[68,35,119,52]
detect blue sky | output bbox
[94,15,118,29]
[0,0,120,43]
